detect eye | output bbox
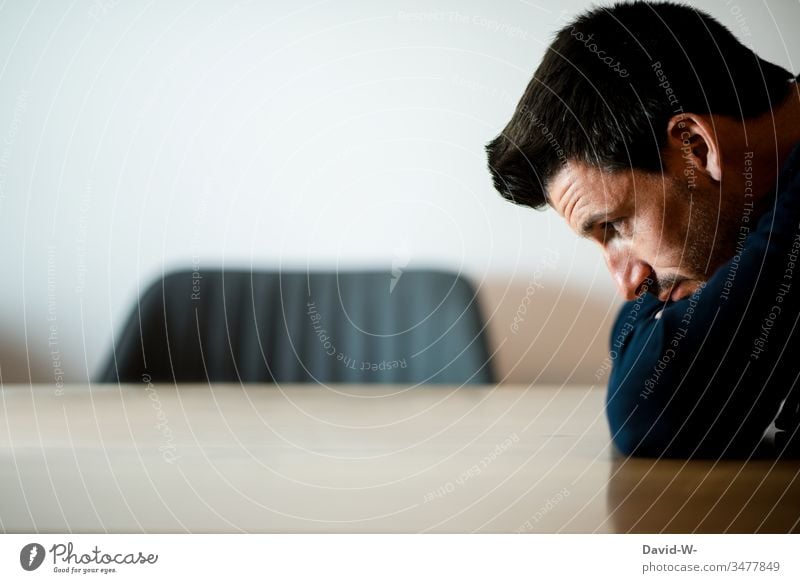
[598,218,632,243]
[599,219,621,241]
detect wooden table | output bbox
[1,384,798,533]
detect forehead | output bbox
[547,161,634,221]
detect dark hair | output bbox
[486,1,794,209]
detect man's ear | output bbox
[665,113,722,182]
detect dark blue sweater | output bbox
[607,142,800,457]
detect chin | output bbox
[671,285,694,302]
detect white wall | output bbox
[0,0,798,386]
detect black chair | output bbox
[98,269,495,384]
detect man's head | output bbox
[486,1,795,301]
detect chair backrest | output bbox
[98,269,495,384]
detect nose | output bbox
[605,250,653,300]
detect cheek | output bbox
[633,210,690,260]
[662,213,691,248]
